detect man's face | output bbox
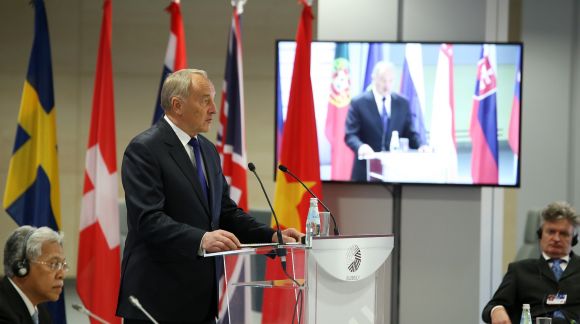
[540,219,575,258]
[373,67,394,96]
[174,74,217,137]
[20,241,65,305]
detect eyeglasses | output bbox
[31,260,69,272]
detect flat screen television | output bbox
[275,41,523,187]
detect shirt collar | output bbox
[542,252,570,263]
[164,115,196,145]
[372,89,391,115]
[8,277,37,317]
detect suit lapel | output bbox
[364,91,383,133]
[560,253,580,281]
[159,119,211,215]
[537,258,558,282]
[1,278,34,324]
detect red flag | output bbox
[152,0,187,124]
[262,2,320,323]
[325,43,353,180]
[216,6,250,323]
[77,1,121,323]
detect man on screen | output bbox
[345,60,425,181]
[116,69,302,324]
[482,201,580,324]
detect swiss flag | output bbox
[76,1,121,323]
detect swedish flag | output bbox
[3,0,66,322]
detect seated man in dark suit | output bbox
[482,201,580,324]
[1,226,67,324]
[345,60,426,181]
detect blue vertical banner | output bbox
[362,43,384,91]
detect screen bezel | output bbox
[274,40,524,188]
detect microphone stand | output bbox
[248,162,287,271]
[129,295,159,324]
[71,304,110,324]
[278,164,340,235]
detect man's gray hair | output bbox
[540,201,580,231]
[371,60,395,80]
[160,69,208,111]
[3,225,64,277]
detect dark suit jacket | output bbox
[116,118,275,323]
[0,277,52,324]
[482,253,580,323]
[345,90,421,181]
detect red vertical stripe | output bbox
[262,2,320,323]
[77,1,120,323]
[168,1,187,70]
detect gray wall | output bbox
[319,0,580,323]
[517,0,580,249]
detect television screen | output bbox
[275,41,523,187]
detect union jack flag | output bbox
[216,5,251,323]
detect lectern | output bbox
[206,235,394,323]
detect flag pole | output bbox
[232,0,247,14]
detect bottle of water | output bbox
[389,130,400,152]
[519,304,532,324]
[305,198,320,247]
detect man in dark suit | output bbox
[482,201,580,324]
[345,60,424,181]
[1,226,67,324]
[116,69,302,324]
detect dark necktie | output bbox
[550,259,565,319]
[551,259,564,281]
[188,138,209,201]
[381,96,389,150]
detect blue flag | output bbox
[363,43,384,91]
[3,0,66,322]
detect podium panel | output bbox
[306,235,393,323]
[206,235,393,323]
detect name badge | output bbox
[546,292,567,305]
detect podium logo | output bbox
[346,244,362,273]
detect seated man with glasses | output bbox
[1,225,67,324]
[482,201,580,324]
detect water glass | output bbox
[318,212,330,236]
[536,317,552,324]
[399,137,409,152]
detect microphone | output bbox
[248,162,287,271]
[71,304,110,324]
[278,164,340,235]
[129,295,159,324]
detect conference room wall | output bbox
[0,0,307,276]
[0,1,578,323]
[518,0,580,251]
[318,0,487,323]
[319,0,579,323]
